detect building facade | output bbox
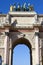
[0,11,43,65]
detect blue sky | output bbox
[0,0,43,14]
[13,44,30,65]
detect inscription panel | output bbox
[11,17,35,25]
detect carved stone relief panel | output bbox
[0,32,5,47]
[0,17,6,26]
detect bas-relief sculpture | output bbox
[0,3,43,65]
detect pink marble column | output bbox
[35,32,40,65]
[9,38,12,65]
[4,32,9,65]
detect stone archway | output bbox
[11,38,32,65]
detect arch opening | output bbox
[12,38,32,65]
[0,56,2,65]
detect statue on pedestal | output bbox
[22,3,26,11]
[9,3,34,12]
[10,5,14,12]
[17,3,21,11]
[13,3,16,11]
[29,5,34,11]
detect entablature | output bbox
[0,11,43,32]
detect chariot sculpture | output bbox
[10,3,34,12]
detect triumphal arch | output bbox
[0,3,43,65]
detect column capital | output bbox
[5,32,9,36]
[5,29,9,36]
[35,32,39,36]
[36,64,40,65]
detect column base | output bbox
[4,64,8,65]
[36,64,40,65]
